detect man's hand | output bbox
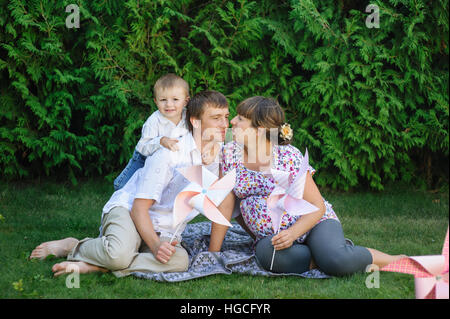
[151,240,178,263]
[160,137,179,151]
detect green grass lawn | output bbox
[0,178,448,299]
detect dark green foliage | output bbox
[0,0,448,190]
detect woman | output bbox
[221,96,404,276]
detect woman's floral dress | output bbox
[221,141,339,244]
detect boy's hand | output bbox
[160,137,179,151]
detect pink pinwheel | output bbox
[172,166,235,240]
[381,227,449,299]
[266,148,319,270]
[267,148,319,235]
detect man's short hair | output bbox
[186,90,228,132]
[153,73,189,96]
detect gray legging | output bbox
[254,219,373,277]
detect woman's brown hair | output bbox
[236,96,292,145]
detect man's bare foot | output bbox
[30,237,79,260]
[52,261,108,277]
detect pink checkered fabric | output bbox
[381,227,449,278]
[380,227,449,299]
[381,257,431,278]
[442,228,449,273]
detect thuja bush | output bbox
[0,0,448,190]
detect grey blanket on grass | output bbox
[131,222,330,282]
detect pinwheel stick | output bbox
[169,222,184,244]
[270,217,284,271]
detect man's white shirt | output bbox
[103,133,220,241]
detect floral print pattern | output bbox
[221,141,339,243]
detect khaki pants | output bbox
[67,207,189,277]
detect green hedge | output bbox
[0,0,448,190]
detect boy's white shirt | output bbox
[103,133,222,241]
[135,109,189,156]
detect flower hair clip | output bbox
[280,123,293,140]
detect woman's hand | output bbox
[269,171,326,251]
[271,228,298,250]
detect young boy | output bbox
[113,73,190,190]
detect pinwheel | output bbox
[170,165,236,242]
[266,148,319,270]
[381,227,449,299]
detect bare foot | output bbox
[368,254,408,272]
[384,254,408,265]
[30,237,79,260]
[52,261,108,277]
[394,254,408,261]
[367,248,409,269]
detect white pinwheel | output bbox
[266,148,319,270]
[171,166,236,241]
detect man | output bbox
[30,91,233,277]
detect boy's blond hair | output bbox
[153,73,189,97]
